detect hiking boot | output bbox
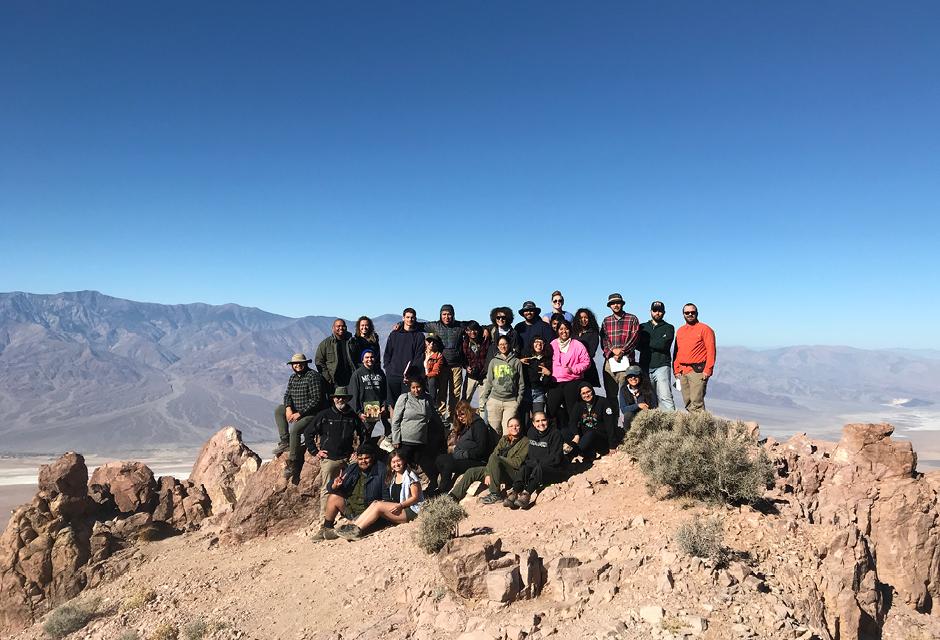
[282,460,296,479]
[273,441,289,456]
[480,491,503,505]
[514,491,532,510]
[310,526,338,542]
[336,524,362,541]
[502,490,518,509]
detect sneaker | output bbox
[311,526,338,542]
[273,442,289,456]
[282,461,295,479]
[502,490,518,509]
[480,491,504,505]
[336,524,362,541]
[514,491,532,510]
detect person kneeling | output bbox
[337,450,424,541]
[312,444,386,542]
[504,411,565,510]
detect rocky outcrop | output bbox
[153,476,211,531]
[189,426,261,515]
[89,461,157,514]
[226,452,322,541]
[437,536,546,604]
[769,422,940,629]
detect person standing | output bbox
[315,319,357,393]
[516,301,555,354]
[305,387,367,511]
[461,321,491,402]
[348,316,381,366]
[637,301,676,411]
[422,304,469,421]
[273,353,326,461]
[485,307,520,368]
[573,308,601,389]
[542,290,574,323]
[673,303,717,412]
[479,335,526,434]
[348,348,391,441]
[383,308,425,408]
[599,293,641,430]
[546,320,591,430]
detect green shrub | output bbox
[183,619,208,640]
[632,411,773,504]
[675,515,728,566]
[621,409,676,454]
[414,496,468,554]
[148,622,179,640]
[120,586,156,611]
[42,597,100,638]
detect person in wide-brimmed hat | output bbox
[274,353,327,470]
[515,300,554,356]
[305,385,367,510]
[599,293,640,443]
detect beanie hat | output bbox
[440,304,455,315]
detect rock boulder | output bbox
[89,461,157,514]
[189,426,261,515]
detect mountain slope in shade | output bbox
[2,291,939,453]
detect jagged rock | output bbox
[37,452,92,519]
[438,536,504,599]
[226,451,321,540]
[189,426,261,515]
[831,423,915,480]
[815,525,885,640]
[522,549,546,598]
[153,476,210,531]
[89,461,157,514]
[486,565,522,603]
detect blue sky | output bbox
[1,2,938,349]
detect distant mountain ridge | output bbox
[2,291,939,452]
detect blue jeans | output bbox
[648,366,676,411]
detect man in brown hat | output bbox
[305,386,366,508]
[600,293,640,437]
[274,353,326,465]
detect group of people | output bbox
[272,291,717,542]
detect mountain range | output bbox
[1,290,938,453]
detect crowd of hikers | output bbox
[271,291,717,542]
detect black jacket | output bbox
[383,327,426,379]
[520,345,555,392]
[348,364,388,416]
[348,335,381,368]
[452,416,495,463]
[515,319,555,355]
[524,424,565,470]
[307,404,366,460]
[569,395,616,441]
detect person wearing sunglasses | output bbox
[485,306,521,368]
[672,303,717,412]
[542,290,574,324]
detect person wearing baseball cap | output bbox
[274,353,326,471]
[638,301,676,411]
[599,293,641,440]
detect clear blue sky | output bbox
[2,2,938,349]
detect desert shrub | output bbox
[675,516,728,566]
[121,586,157,611]
[633,411,773,504]
[183,619,208,640]
[43,597,100,638]
[414,496,468,554]
[621,409,677,454]
[148,622,179,640]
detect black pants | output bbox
[562,427,603,460]
[546,380,582,430]
[387,375,407,406]
[435,455,483,494]
[398,442,442,494]
[602,369,622,427]
[513,460,566,494]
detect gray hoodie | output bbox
[480,352,525,404]
[391,392,434,445]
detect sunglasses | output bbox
[495,316,507,320]
[552,298,562,303]
[683,311,698,316]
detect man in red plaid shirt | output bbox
[600,292,640,436]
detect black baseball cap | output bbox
[650,301,665,312]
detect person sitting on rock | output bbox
[274,353,326,463]
[564,381,616,463]
[336,450,424,540]
[305,386,367,520]
[619,365,659,432]
[312,443,387,542]
[504,411,565,510]
[433,400,496,495]
[451,416,530,503]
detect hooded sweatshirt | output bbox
[451,416,495,462]
[383,327,426,379]
[391,392,434,445]
[348,364,387,418]
[524,423,565,470]
[479,352,525,405]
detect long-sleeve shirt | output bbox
[549,339,591,383]
[282,368,325,416]
[673,321,717,376]
[600,312,641,363]
[383,328,426,379]
[638,320,675,371]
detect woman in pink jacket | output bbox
[547,320,591,430]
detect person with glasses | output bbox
[485,307,521,367]
[637,301,676,411]
[619,365,659,430]
[672,303,717,412]
[542,290,574,323]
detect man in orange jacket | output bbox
[672,303,716,412]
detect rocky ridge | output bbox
[0,423,938,640]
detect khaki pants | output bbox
[485,398,520,435]
[463,375,482,404]
[436,364,462,420]
[318,458,345,518]
[679,372,708,412]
